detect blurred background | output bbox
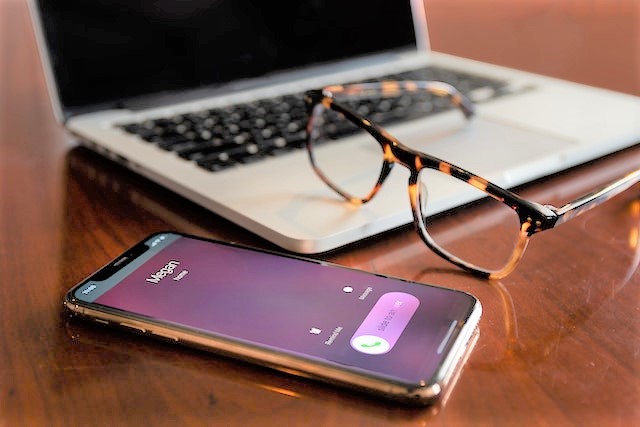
[424,0,639,95]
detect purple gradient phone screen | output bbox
[82,235,476,382]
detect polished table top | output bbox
[1,0,638,425]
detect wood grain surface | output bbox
[1,0,638,425]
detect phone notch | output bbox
[112,256,130,268]
[92,241,151,281]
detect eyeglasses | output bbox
[303,81,640,279]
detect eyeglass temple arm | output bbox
[423,81,476,119]
[545,169,640,226]
[322,81,476,119]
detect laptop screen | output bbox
[34,0,417,115]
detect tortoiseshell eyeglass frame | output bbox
[303,81,640,279]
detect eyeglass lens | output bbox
[308,98,524,273]
[308,104,384,201]
[416,169,523,272]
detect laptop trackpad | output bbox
[394,112,577,188]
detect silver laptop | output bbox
[29,0,640,254]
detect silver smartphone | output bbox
[64,231,481,405]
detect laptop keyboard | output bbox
[119,66,510,172]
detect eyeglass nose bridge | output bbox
[363,126,440,204]
[364,130,446,205]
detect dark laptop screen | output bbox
[34,0,416,114]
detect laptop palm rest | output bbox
[220,112,574,253]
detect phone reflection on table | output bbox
[61,315,452,423]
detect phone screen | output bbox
[70,233,479,387]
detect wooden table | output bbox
[1,0,638,425]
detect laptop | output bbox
[29,0,640,254]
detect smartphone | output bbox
[64,231,481,405]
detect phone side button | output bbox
[120,322,146,333]
[151,331,179,343]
